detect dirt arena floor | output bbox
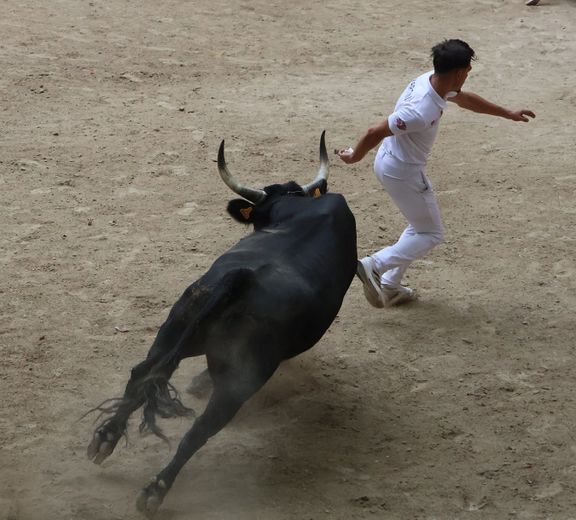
[2,0,576,519]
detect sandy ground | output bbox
[2,0,576,519]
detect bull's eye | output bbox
[313,188,322,198]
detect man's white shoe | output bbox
[382,284,417,307]
[356,257,385,308]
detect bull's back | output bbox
[210,193,356,294]
[200,193,356,356]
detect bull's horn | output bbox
[218,141,267,204]
[301,130,329,195]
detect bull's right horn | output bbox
[217,141,267,204]
[301,130,329,195]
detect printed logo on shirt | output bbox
[404,80,416,102]
[395,118,407,131]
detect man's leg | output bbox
[372,171,444,288]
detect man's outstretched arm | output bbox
[449,91,535,122]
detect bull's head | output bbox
[218,131,329,225]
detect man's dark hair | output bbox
[431,39,476,74]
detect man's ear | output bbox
[227,199,255,223]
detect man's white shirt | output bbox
[377,71,456,176]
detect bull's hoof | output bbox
[87,427,121,464]
[136,477,167,518]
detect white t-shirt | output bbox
[375,71,455,177]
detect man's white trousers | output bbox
[371,163,444,288]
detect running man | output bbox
[338,39,535,308]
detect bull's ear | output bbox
[227,199,255,223]
[307,179,328,198]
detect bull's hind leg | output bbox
[87,355,172,464]
[87,340,190,465]
[87,297,205,465]
[136,349,280,517]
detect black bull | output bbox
[86,132,358,516]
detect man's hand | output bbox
[335,147,358,164]
[508,109,536,122]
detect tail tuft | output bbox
[139,377,196,442]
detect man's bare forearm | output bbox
[451,91,535,122]
[338,119,394,164]
[453,91,512,118]
[354,125,392,160]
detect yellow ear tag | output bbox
[313,188,322,198]
[240,207,253,220]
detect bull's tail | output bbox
[85,356,194,444]
[91,269,255,442]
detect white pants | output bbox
[371,159,444,288]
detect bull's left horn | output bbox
[217,141,267,204]
[301,130,329,195]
